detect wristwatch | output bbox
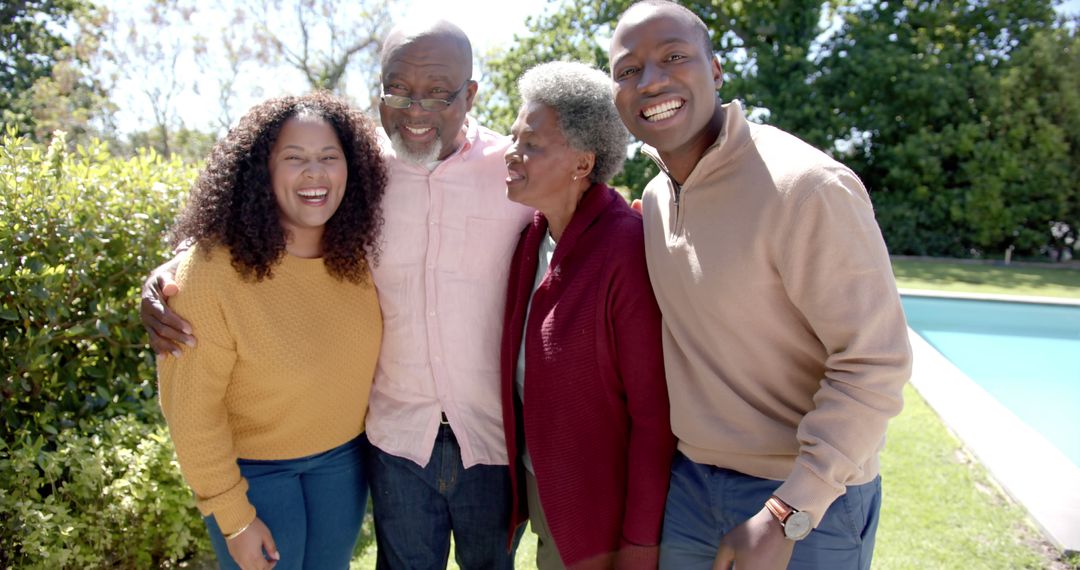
[765,495,811,540]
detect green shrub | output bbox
[0,411,210,568]
[0,129,195,440]
[0,131,209,566]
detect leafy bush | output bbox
[0,129,195,440]
[0,131,211,566]
[0,410,210,568]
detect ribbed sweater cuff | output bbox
[773,463,844,528]
[615,540,660,569]
[195,478,257,535]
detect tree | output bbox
[478,0,845,197]
[1,0,87,114]
[965,21,1080,257]
[99,0,200,158]
[812,0,1062,257]
[0,0,114,146]
[244,0,391,98]
[100,0,392,159]
[480,0,1075,258]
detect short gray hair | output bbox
[518,61,629,184]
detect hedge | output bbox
[0,129,210,566]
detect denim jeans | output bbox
[204,434,368,570]
[660,451,881,570]
[365,424,521,570]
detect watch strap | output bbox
[765,495,794,524]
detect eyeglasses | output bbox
[380,80,471,112]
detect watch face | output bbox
[784,511,812,540]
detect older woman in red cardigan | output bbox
[500,60,676,569]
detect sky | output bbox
[106,0,551,136]
[105,0,1080,137]
[397,0,549,51]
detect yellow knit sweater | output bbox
[157,245,382,534]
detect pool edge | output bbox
[899,287,1080,306]
[907,327,1080,555]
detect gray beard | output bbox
[389,131,443,165]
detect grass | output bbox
[345,259,1078,569]
[350,387,1071,569]
[874,385,1057,569]
[892,257,1080,299]
[349,522,538,569]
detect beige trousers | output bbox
[525,471,567,570]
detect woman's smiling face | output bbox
[268,115,347,246]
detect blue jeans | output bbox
[205,435,368,570]
[365,424,521,570]
[660,451,881,570]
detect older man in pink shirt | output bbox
[363,20,531,569]
[142,20,532,570]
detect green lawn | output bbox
[874,385,1058,569]
[893,257,1080,299]
[349,259,1079,569]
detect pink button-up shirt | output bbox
[366,117,533,468]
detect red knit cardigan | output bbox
[500,184,675,568]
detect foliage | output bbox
[243,0,391,96]
[0,0,115,148]
[477,0,621,135]
[812,0,1070,258]
[476,0,845,193]
[0,0,91,112]
[478,0,1078,259]
[0,129,195,442]
[0,131,209,566]
[0,411,209,568]
[982,22,1080,258]
[123,126,220,165]
[96,0,391,158]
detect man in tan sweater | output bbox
[609,2,912,569]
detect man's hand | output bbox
[140,255,195,357]
[712,507,794,570]
[225,517,280,570]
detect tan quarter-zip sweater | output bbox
[640,101,912,526]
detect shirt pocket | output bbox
[460,216,525,277]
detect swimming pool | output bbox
[901,294,1080,468]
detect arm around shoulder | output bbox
[141,246,197,356]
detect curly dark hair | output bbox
[169,91,386,284]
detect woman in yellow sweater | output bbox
[157,92,386,570]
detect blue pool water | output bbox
[901,295,1080,467]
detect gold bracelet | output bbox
[224,521,252,541]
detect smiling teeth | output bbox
[298,189,327,198]
[405,126,431,135]
[643,100,683,122]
